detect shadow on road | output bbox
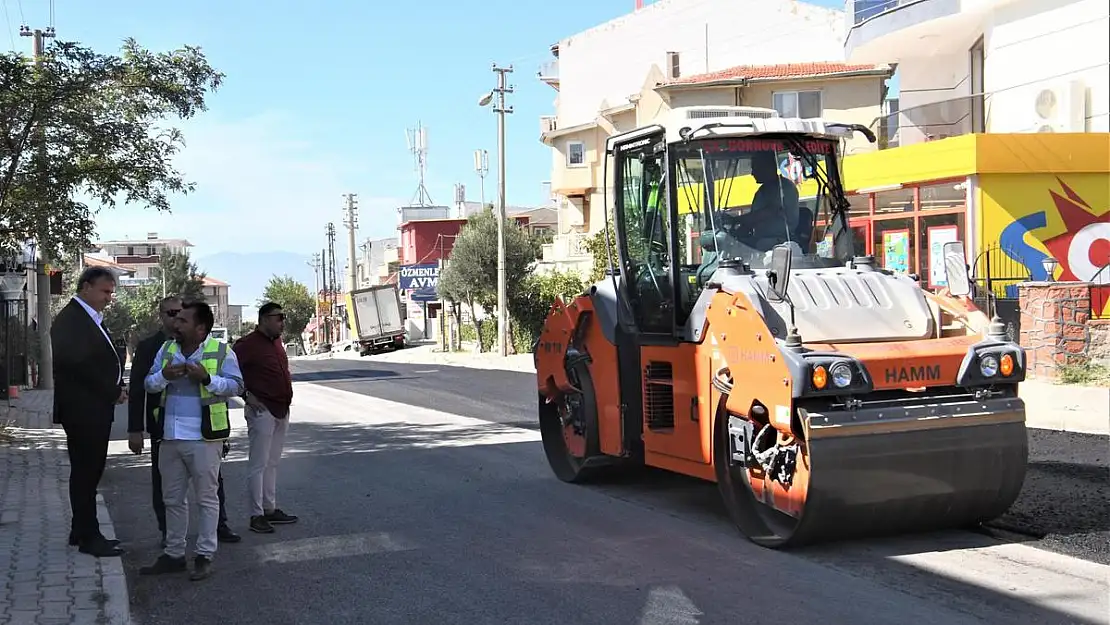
[102,419,1106,625]
[292,368,403,383]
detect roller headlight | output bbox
[830,363,854,388]
[979,354,999,377]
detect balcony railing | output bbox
[540,115,558,136]
[845,0,917,26]
[538,59,559,84]
[867,93,982,149]
[541,233,590,263]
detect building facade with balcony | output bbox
[536,0,886,277]
[845,0,1108,141]
[94,233,193,285]
[539,59,892,276]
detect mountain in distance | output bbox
[195,250,317,312]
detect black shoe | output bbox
[265,509,298,524]
[249,515,274,534]
[218,525,242,543]
[69,532,120,548]
[190,555,213,581]
[77,537,124,558]
[139,554,187,576]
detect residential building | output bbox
[355,237,400,289]
[201,276,231,328]
[457,202,557,240]
[845,0,1108,142]
[399,214,534,268]
[94,233,193,285]
[82,255,138,279]
[544,0,846,132]
[539,60,891,274]
[227,303,244,333]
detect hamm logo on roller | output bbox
[884,365,941,384]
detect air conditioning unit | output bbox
[1031,80,1086,133]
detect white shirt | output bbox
[73,296,120,384]
[144,336,244,441]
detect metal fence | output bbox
[1,297,30,393]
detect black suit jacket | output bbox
[127,329,168,438]
[51,298,124,425]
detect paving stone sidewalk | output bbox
[0,390,131,625]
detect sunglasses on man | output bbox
[163,308,182,317]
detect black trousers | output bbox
[62,419,113,542]
[150,438,229,532]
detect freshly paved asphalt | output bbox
[98,357,1109,625]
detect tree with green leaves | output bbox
[99,251,208,350]
[260,275,314,350]
[0,38,224,259]
[437,209,540,351]
[154,250,206,303]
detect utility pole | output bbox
[490,64,513,356]
[22,24,57,389]
[326,223,338,341]
[474,149,489,209]
[342,194,359,292]
[307,252,322,346]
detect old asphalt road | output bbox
[97,358,1109,625]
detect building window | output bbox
[566,141,585,167]
[667,51,680,80]
[773,90,822,119]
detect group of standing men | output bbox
[51,266,298,581]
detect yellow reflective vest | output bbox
[153,337,232,441]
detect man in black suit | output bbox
[51,266,128,558]
[127,295,241,546]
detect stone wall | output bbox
[1090,319,1110,365]
[1018,281,1106,379]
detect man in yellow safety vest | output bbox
[138,301,244,581]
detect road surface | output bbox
[99,358,1109,625]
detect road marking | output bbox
[253,531,416,564]
[639,586,703,625]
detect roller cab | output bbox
[534,106,1029,548]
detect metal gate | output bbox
[970,244,1030,342]
[1,297,30,393]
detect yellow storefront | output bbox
[835,133,1110,316]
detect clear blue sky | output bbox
[3,0,858,258]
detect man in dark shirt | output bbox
[234,302,297,534]
[127,296,242,546]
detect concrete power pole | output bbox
[325,223,338,342]
[22,25,57,389]
[492,63,513,357]
[342,194,359,291]
[307,252,322,345]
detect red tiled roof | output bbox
[83,255,136,273]
[202,276,229,287]
[665,62,889,86]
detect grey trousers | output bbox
[246,405,289,517]
[160,439,223,559]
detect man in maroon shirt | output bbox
[233,302,298,534]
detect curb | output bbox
[96,493,133,625]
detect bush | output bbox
[509,269,587,352]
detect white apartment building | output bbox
[537,0,873,276]
[94,233,193,285]
[845,0,1109,142]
